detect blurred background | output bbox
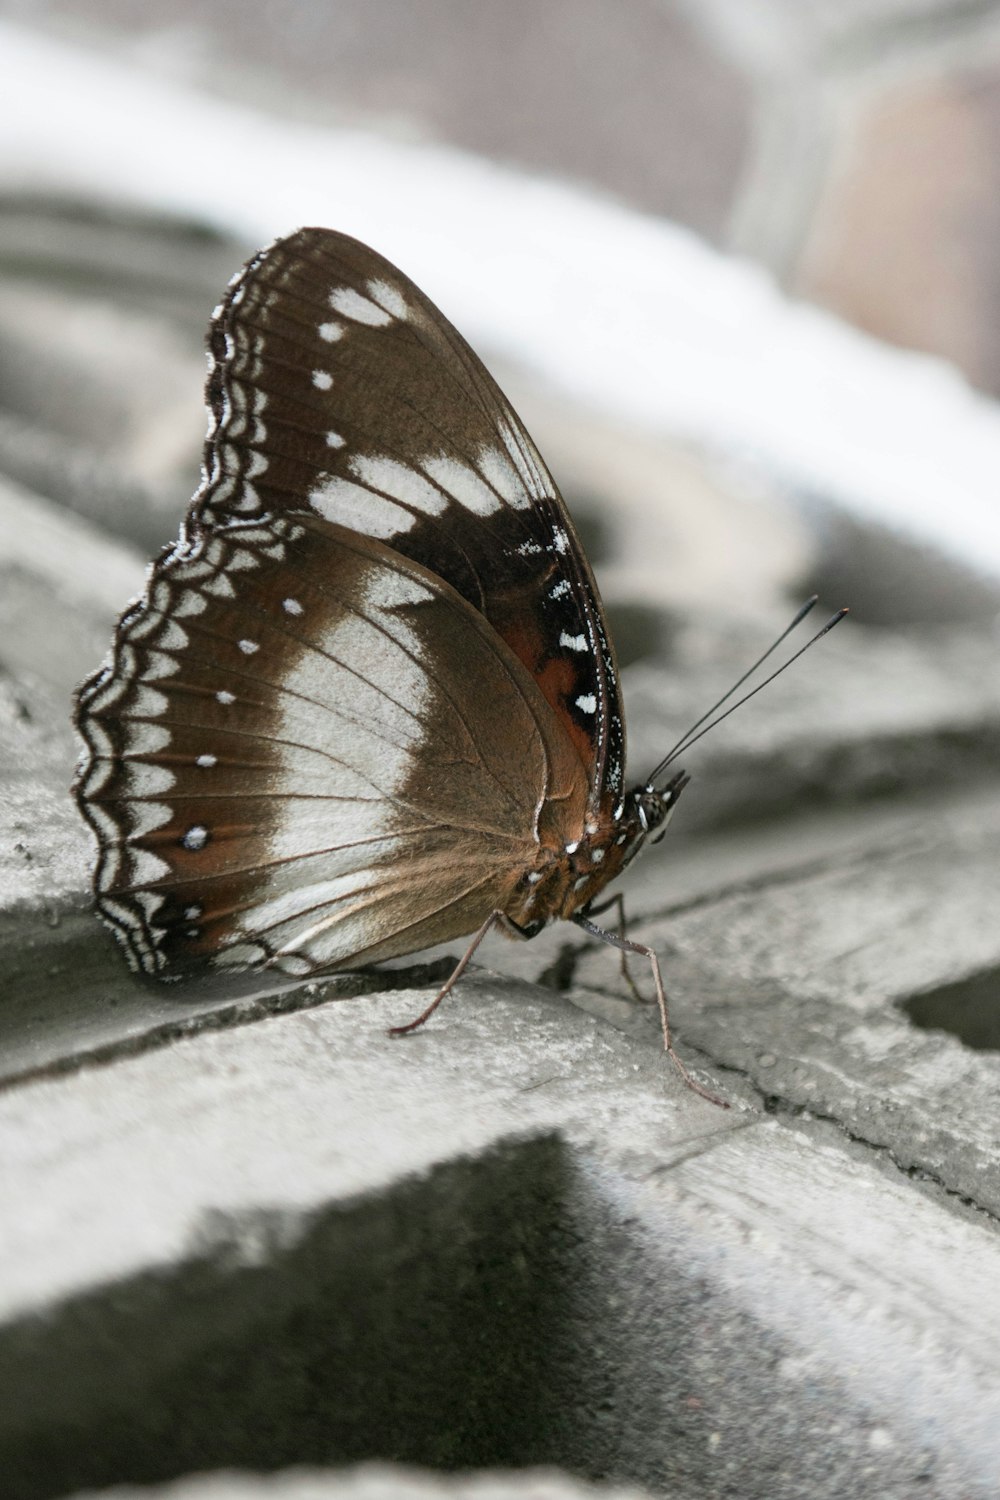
[3,0,1000,913]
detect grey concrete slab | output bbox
[0,474,146,705]
[0,476,147,957]
[3,972,1000,1499]
[570,779,1000,1215]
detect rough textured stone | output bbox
[3,971,1000,1500]
[573,780,1000,1209]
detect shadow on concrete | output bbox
[902,966,1000,1052]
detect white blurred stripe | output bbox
[2,21,1000,579]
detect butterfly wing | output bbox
[75,514,589,976]
[198,227,625,817]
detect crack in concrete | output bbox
[644,833,942,927]
[759,1090,1000,1231]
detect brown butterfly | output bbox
[74,228,844,1105]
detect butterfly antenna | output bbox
[646,601,848,785]
[645,595,820,782]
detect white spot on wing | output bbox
[125,763,175,798]
[576,694,597,713]
[421,455,500,516]
[216,689,235,705]
[131,686,168,719]
[156,621,188,652]
[559,632,587,652]
[283,597,304,615]
[366,278,408,320]
[217,942,268,969]
[310,475,416,539]
[326,431,346,449]
[130,849,172,885]
[182,825,209,851]
[131,801,173,838]
[477,445,529,508]
[359,571,434,609]
[204,575,235,599]
[173,592,207,619]
[238,639,259,655]
[329,286,393,326]
[129,723,172,755]
[312,370,333,390]
[351,455,448,516]
[318,322,343,343]
[196,754,217,768]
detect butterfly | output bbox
[75,228,841,1105]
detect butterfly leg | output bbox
[572,914,728,1108]
[584,892,650,1006]
[388,909,503,1037]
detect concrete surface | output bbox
[4,963,1000,1500]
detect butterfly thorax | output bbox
[504,771,689,936]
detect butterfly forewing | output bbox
[75,515,590,975]
[199,228,625,813]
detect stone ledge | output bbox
[3,977,999,1499]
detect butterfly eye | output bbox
[637,770,690,845]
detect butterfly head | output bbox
[506,769,691,936]
[561,769,689,917]
[620,767,690,865]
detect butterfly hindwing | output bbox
[75,514,589,976]
[199,228,625,814]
